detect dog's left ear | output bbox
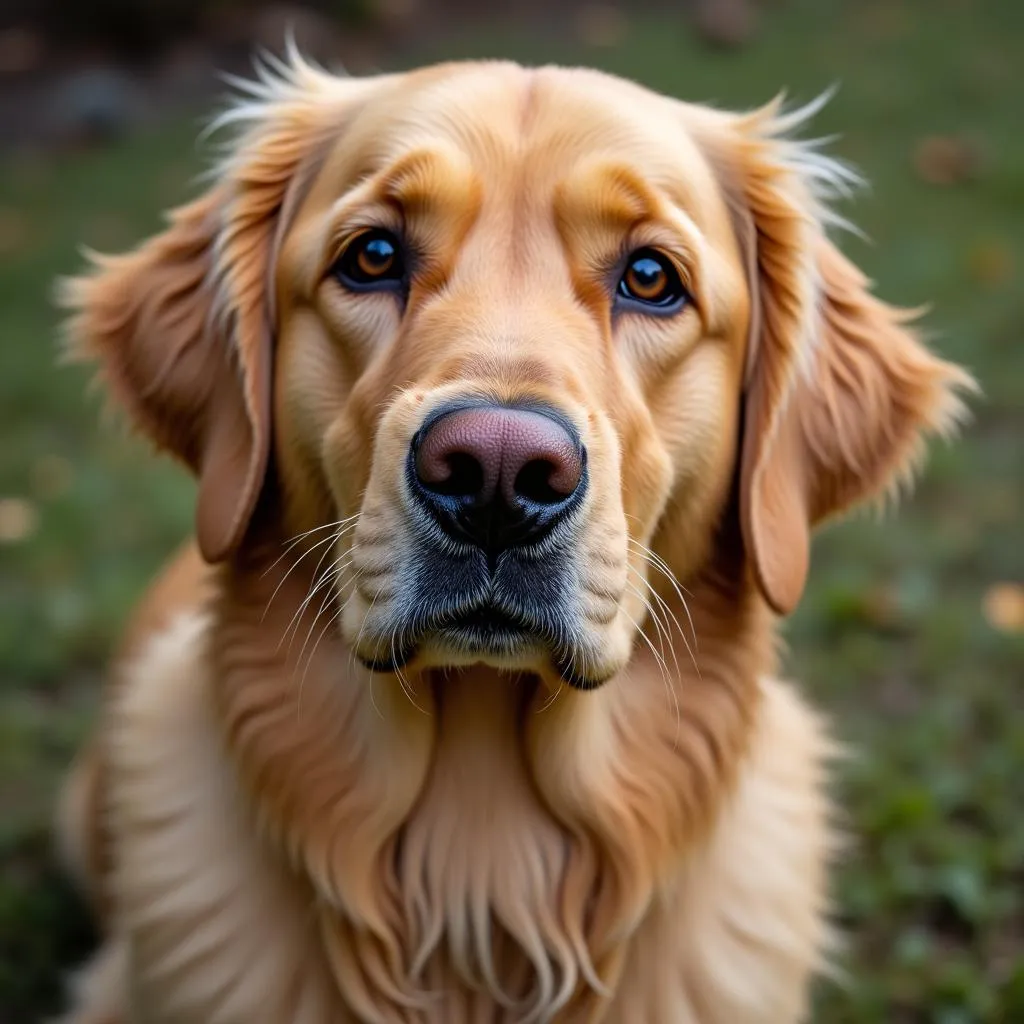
[698,98,976,615]
[59,55,375,562]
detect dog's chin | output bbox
[357,613,546,676]
[354,609,616,689]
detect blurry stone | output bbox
[31,455,73,500]
[0,27,44,76]
[48,67,142,147]
[855,2,912,43]
[0,497,38,544]
[371,0,421,30]
[913,135,983,186]
[876,676,922,717]
[966,238,1013,288]
[576,4,628,49]
[157,42,218,102]
[252,6,345,67]
[84,212,131,251]
[7,150,53,191]
[976,483,1019,526]
[0,207,28,259]
[692,0,758,50]
[156,164,194,206]
[983,583,1024,634]
[861,585,904,631]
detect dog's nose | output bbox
[410,404,585,551]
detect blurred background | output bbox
[0,0,1021,1020]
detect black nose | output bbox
[409,403,586,552]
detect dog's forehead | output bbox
[319,62,725,216]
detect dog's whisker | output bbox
[262,515,360,578]
[627,536,697,605]
[296,603,346,723]
[355,595,385,721]
[627,563,694,688]
[278,528,362,630]
[283,553,352,655]
[627,537,701,668]
[261,522,339,579]
[626,575,680,685]
[535,680,564,714]
[391,626,429,716]
[644,564,701,680]
[278,560,341,654]
[263,530,340,623]
[291,561,351,674]
[621,592,680,751]
[293,560,364,718]
[347,584,383,684]
[292,571,343,719]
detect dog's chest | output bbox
[387,672,595,1020]
[107,617,828,1024]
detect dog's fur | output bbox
[55,55,973,1023]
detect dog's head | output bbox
[62,56,972,688]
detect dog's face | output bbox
[63,58,971,688]
[271,65,749,686]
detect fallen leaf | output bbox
[983,583,1024,634]
[371,0,421,28]
[0,497,38,544]
[913,135,983,186]
[854,3,912,44]
[0,207,28,259]
[692,0,758,50]
[576,4,628,49]
[84,213,130,250]
[967,239,1014,288]
[31,455,73,500]
[862,586,904,630]
[0,27,44,76]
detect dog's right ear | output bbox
[60,188,261,564]
[59,54,376,562]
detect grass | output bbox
[1,0,1022,1019]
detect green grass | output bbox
[1,0,1022,1019]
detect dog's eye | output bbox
[334,229,406,290]
[616,249,689,313]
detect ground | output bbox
[1,0,1022,1020]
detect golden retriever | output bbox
[54,52,973,1023]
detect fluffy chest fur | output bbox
[99,573,832,1024]
[393,672,592,1019]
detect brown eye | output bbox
[617,249,689,313]
[334,229,406,291]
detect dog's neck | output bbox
[206,527,771,1014]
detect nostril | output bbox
[424,451,485,499]
[514,459,568,505]
[411,403,586,548]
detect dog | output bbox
[54,52,973,1023]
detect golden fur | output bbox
[55,53,973,1023]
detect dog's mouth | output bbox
[357,598,614,690]
[434,605,543,654]
[350,524,616,687]
[357,600,555,674]
[358,581,585,675]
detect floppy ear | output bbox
[707,99,976,614]
[59,53,372,562]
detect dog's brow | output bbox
[378,148,478,216]
[556,162,660,235]
[313,146,482,284]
